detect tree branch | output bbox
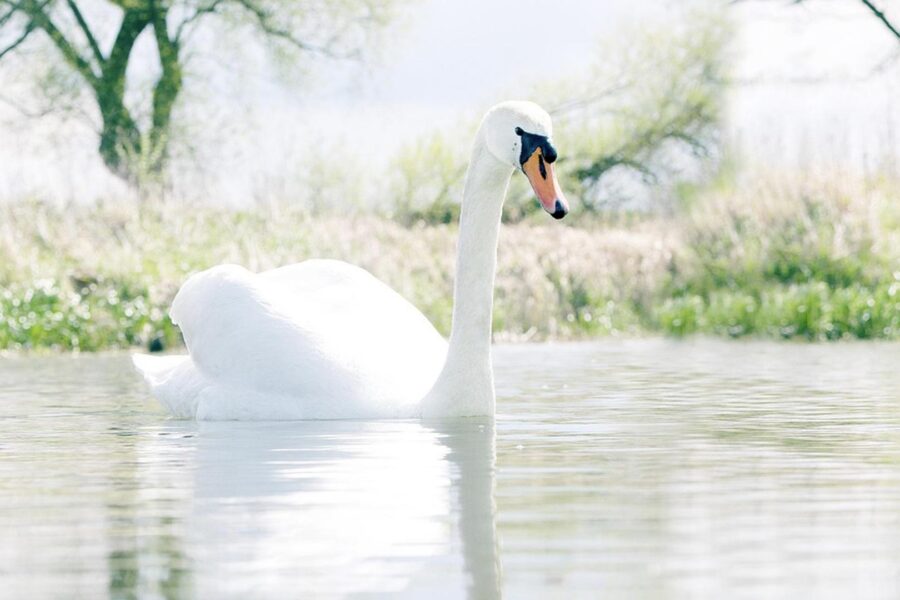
[65,0,104,66]
[21,0,99,85]
[233,0,348,58]
[550,83,632,116]
[148,1,182,159]
[102,7,151,86]
[174,0,225,42]
[859,0,900,42]
[0,21,34,59]
[1,5,19,28]
[740,0,900,44]
[0,90,55,118]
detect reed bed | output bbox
[0,173,897,351]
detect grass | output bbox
[0,173,898,351]
[659,173,900,340]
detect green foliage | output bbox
[0,278,178,351]
[389,131,466,225]
[0,171,898,351]
[653,176,900,340]
[655,295,705,336]
[654,282,900,341]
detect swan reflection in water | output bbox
[140,418,501,598]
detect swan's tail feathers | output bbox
[132,353,185,386]
[132,353,205,419]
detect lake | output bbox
[1,339,899,599]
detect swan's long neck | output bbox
[423,129,513,417]
[449,134,511,361]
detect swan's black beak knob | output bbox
[551,199,568,220]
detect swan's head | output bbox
[483,101,569,220]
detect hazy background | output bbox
[1,0,897,350]
[2,0,898,204]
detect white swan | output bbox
[133,101,569,420]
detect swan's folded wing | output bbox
[169,264,344,398]
[168,261,446,408]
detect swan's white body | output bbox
[134,101,559,420]
[134,261,446,419]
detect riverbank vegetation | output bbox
[1,171,897,351]
[1,6,897,352]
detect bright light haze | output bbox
[0,0,896,202]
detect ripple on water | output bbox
[1,339,899,599]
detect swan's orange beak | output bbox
[522,147,569,220]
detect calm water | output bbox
[1,340,900,599]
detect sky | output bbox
[730,0,900,174]
[0,0,898,203]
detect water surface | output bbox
[2,340,899,598]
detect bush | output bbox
[1,171,897,351]
[0,277,179,351]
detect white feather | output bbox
[135,260,446,420]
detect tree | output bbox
[387,10,732,222]
[531,10,731,212]
[0,0,395,184]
